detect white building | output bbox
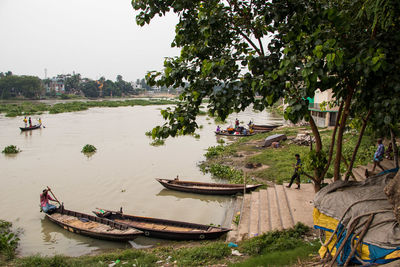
[309,89,339,127]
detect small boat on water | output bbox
[215,131,255,137]
[156,178,262,195]
[20,124,41,131]
[93,208,231,240]
[45,205,143,241]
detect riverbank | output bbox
[202,125,377,186]
[0,98,178,117]
[1,221,319,267]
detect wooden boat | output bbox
[93,208,231,240]
[20,124,41,131]
[156,178,262,195]
[251,124,280,133]
[215,131,255,137]
[253,124,281,130]
[45,205,143,241]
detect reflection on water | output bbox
[1,105,283,257]
[156,188,230,204]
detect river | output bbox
[0,104,283,257]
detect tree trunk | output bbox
[344,110,371,181]
[391,128,399,169]
[384,171,400,224]
[309,113,323,192]
[334,87,355,181]
[320,101,344,181]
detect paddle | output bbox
[47,186,60,205]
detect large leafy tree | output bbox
[0,75,43,99]
[132,0,400,191]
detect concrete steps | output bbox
[231,183,314,242]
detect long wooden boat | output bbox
[45,206,143,241]
[20,124,41,131]
[156,178,262,195]
[251,124,280,132]
[93,208,231,240]
[253,124,280,129]
[215,131,255,137]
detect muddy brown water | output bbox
[0,104,283,257]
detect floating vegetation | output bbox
[81,144,97,153]
[145,131,152,137]
[150,139,165,146]
[2,145,21,154]
[217,139,225,144]
[193,134,200,139]
[0,99,179,117]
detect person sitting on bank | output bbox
[372,139,385,172]
[286,154,302,189]
[40,189,57,214]
[386,143,393,160]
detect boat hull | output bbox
[94,210,230,241]
[20,124,41,131]
[45,206,142,241]
[156,178,262,195]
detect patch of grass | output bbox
[172,242,230,266]
[81,144,97,153]
[239,223,310,255]
[16,249,158,267]
[201,163,244,184]
[2,145,21,154]
[247,141,309,184]
[231,241,319,267]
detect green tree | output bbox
[81,80,99,98]
[132,0,400,191]
[0,75,43,99]
[64,73,81,93]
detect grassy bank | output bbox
[0,99,178,117]
[6,223,317,267]
[202,126,376,184]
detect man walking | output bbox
[286,154,302,189]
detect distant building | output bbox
[45,75,67,94]
[308,89,338,127]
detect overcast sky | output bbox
[0,0,179,82]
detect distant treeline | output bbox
[0,71,178,100]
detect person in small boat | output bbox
[216,125,221,133]
[227,125,234,134]
[23,116,27,127]
[235,118,239,128]
[286,154,302,189]
[28,117,32,127]
[38,118,42,125]
[40,189,57,214]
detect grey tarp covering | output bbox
[314,173,400,249]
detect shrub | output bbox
[0,220,19,260]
